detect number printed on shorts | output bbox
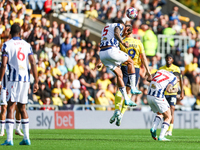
[17,47,25,61]
[152,72,169,83]
[102,26,109,36]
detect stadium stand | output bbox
[0,0,200,111]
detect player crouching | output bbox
[147,70,180,141]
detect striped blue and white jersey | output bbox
[0,62,9,89]
[148,70,177,98]
[100,23,124,47]
[1,37,33,82]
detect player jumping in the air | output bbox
[98,20,141,107]
[110,24,151,126]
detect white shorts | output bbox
[6,81,30,104]
[0,89,7,105]
[99,47,129,70]
[147,95,170,113]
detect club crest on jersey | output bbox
[103,37,107,40]
[151,84,156,89]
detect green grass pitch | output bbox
[0,129,199,149]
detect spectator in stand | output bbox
[65,49,76,72]
[60,37,72,57]
[58,57,68,76]
[132,19,141,34]
[62,81,74,104]
[173,48,184,67]
[96,72,112,91]
[33,41,42,60]
[52,27,60,45]
[141,0,150,12]
[149,0,166,17]
[188,21,196,36]
[184,57,198,78]
[138,23,148,37]
[184,47,194,66]
[81,29,90,44]
[95,89,111,111]
[105,84,115,104]
[172,19,181,33]
[35,81,50,102]
[40,96,53,111]
[151,18,159,34]
[98,4,108,20]
[71,73,81,95]
[51,88,63,107]
[192,40,200,58]
[85,5,98,20]
[79,88,94,110]
[73,59,84,78]
[163,21,176,47]
[112,10,122,23]
[73,30,82,47]
[49,45,61,67]
[44,34,54,58]
[191,76,200,98]
[143,28,157,60]
[51,61,62,80]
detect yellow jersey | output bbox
[159,64,180,95]
[120,37,145,68]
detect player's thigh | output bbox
[99,50,116,70]
[108,47,129,64]
[121,65,129,86]
[147,95,159,113]
[165,95,177,106]
[155,97,170,114]
[19,82,30,104]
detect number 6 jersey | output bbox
[148,70,177,98]
[1,37,33,82]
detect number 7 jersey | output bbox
[148,70,177,98]
[1,37,33,82]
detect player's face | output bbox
[166,56,173,65]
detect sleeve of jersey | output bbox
[28,45,33,56]
[169,77,177,86]
[139,41,145,54]
[116,23,123,31]
[1,43,9,57]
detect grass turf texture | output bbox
[0,129,199,149]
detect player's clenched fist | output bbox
[33,83,39,93]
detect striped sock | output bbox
[16,120,21,130]
[152,116,162,130]
[119,87,129,101]
[6,119,14,142]
[128,73,136,90]
[0,120,5,134]
[159,122,170,139]
[21,118,29,140]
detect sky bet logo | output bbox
[36,112,53,129]
[55,112,74,129]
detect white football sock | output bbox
[152,116,162,130]
[119,87,129,100]
[16,120,21,130]
[159,122,170,139]
[0,120,5,134]
[128,73,136,90]
[6,119,14,142]
[21,118,29,140]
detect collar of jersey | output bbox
[12,37,21,40]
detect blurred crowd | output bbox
[0,0,200,111]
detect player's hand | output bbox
[179,91,184,100]
[94,62,103,70]
[146,72,152,82]
[33,83,39,93]
[122,42,129,48]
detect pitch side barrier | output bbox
[26,110,200,129]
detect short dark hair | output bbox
[173,72,181,79]
[115,19,124,25]
[165,54,174,59]
[125,24,132,34]
[10,23,21,36]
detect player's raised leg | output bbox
[123,57,141,95]
[15,106,24,136]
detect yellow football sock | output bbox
[168,124,174,132]
[121,94,130,115]
[115,91,122,111]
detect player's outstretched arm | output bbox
[114,27,128,48]
[0,55,8,90]
[28,54,39,93]
[179,77,184,100]
[141,53,151,76]
[166,84,179,93]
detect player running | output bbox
[109,24,151,126]
[159,54,184,136]
[147,70,181,141]
[98,20,141,107]
[0,63,24,137]
[0,23,38,146]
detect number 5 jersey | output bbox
[1,37,33,82]
[148,70,177,98]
